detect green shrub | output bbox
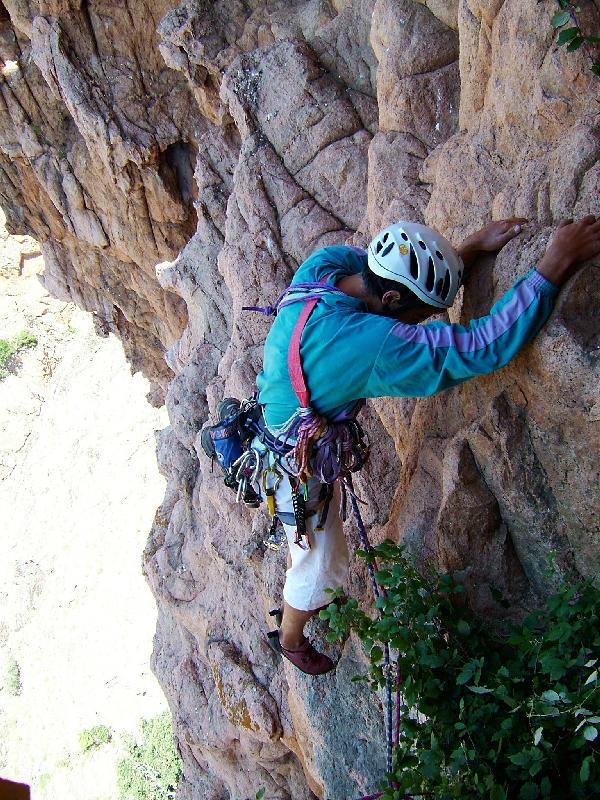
[0,330,38,378]
[4,656,21,696]
[321,541,600,800]
[12,330,37,349]
[117,712,182,800]
[552,1,600,77]
[79,724,112,752]
[38,773,51,793]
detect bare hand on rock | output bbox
[458,218,529,267]
[537,215,600,287]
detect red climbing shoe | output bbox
[267,631,334,675]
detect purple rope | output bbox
[347,482,394,780]
[395,660,401,748]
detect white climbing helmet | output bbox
[367,221,464,309]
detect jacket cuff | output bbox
[530,267,559,295]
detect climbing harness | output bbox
[245,279,371,545]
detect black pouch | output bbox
[200,398,261,507]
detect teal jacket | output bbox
[256,246,559,430]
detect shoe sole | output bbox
[266,630,334,676]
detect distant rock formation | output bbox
[0,1,598,797]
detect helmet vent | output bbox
[400,232,409,241]
[381,242,394,258]
[436,250,444,260]
[441,269,451,301]
[418,240,427,250]
[426,257,435,291]
[375,240,383,254]
[457,269,463,284]
[409,245,419,279]
[435,277,443,295]
[383,232,389,243]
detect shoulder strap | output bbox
[287,278,330,409]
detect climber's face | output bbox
[397,305,436,325]
[380,289,436,324]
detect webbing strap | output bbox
[287,282,328,408]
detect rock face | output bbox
[0,1,598,797]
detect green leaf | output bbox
[566,36,584,52]
[467,685,492,694]
[457,619,471,635]
[370,645,383,662]
[533,727,543,746]
[519,782,539,800]
[541,690,560,703]
[256,789,265,800]
[530,761,543,777]
[557,27,580,45]
[580,756,592,783]
[585,669,598,685]
[457,666,476,685]
[551,11,571,28]
[490,785,506,800]
[540,777,552,797]
[592,62,600,76]
[510,752,529,767]
[583,726,598,741]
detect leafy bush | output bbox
[0,329,38,378]
[117,712,182,800]
[552,1,600,77]
[79,724,112,752]
[38,773,51,793]
[321,541,600,800]
[4,656,21,696]
[12,330,38,349]
[0,338,15,364]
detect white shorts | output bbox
[254,439,350,612]
[275,474,349,612]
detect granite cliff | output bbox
[0,1,598,797]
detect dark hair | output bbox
[361,264,431,316]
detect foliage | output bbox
[0,329,38,378]
[4,656,22,696]
[320,541,600,800]
[256,789,265,800]
[117,712,182,800]
[552,1,600,77]
[38,773,51,793]
[79,724,112,752]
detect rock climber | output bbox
[255,214,600,675]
